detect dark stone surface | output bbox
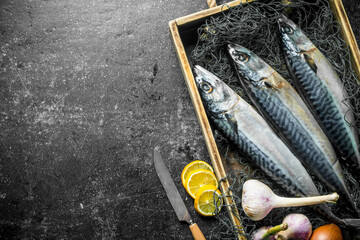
[0,0,359,239]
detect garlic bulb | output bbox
[251,223,288,240]
[241,179,339,221]
[242,179,275,221]
[276,213,312,240]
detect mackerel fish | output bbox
[227,43,358,214]
[277,15,360,172]
[193,65,360,229]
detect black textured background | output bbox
[0,0,359,239]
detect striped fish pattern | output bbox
[194,65,318,197]
[193,65,360,228]
[277,15,360,172]
[227,43,357,214]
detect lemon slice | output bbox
[185,169,218,199]
[194,185,223,217]
[181,160,214,188]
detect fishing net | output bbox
[190,0,360,239]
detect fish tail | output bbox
[325,214,360,230]
[315,204,360,230]
[337,185,360,218]
[331,159,360,217]
[341,219,360,230]
[351,153,360,172]
[341,188,360,218]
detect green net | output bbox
[190,0,360,239]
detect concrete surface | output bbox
[0,0,359,239]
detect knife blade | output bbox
[154,147,206,240]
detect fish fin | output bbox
[303,53,318,73]
[224,113,238,133]
[262,79,279,91]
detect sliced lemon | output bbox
[185,169,218,199]
[194,185,223,217]
[181,160,214,188]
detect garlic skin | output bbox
[251,226,277,240]
[276,214,312,240]
[242,180,275,221]
[252,223,288,240]
[241,179,339,221]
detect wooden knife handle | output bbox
[189,222,206,240]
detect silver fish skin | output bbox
[227,43,357,214]
[277,14,360,171]
[193,65,360,228]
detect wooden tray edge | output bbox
[331,0,360,80]
[169,19,246,240]
[168,1,360,239]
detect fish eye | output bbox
[200,82,213,93]
[281,24,294,34]
[237,52,249,62]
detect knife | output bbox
[154,147,206,240]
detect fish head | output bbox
[193,65,239,115]
[277,15,313,53]
[228,43,273,87]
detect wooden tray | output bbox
[169,1,360,239]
